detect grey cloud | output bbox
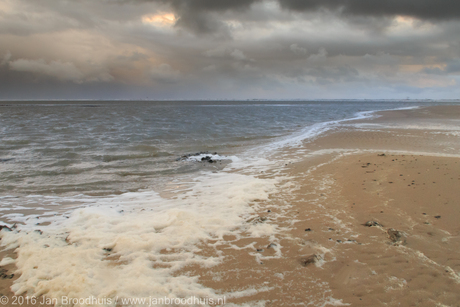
[446,60,460,73]
[8,58,114,83]
[9,59,84,82]
[204,47,251,61]
[1,0,459,100]
[1,51,11,65]
[120,0,261,35]
[278,0,460,20]
[230,49,249,61]
[423,60,460,75]
[150,63,181,83]
[290,44,307,56]
[128,0,261,13]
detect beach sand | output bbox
[186,106,460,306]
[1,105,460,306]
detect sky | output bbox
[0,0,459,100]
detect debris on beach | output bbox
[300,254,322,267]
[0,225,11,232]
[388,228,406,245]
[176,151,220,163]
[363,221,383,227]
[246,216,267,224]
[201,156,215,163]
[0,269,14,279]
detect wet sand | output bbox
[1,105,460,306]
[187,106,460,306]
[183,153,460,306]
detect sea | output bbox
[0,100,457,304]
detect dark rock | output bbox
[178,152,219,162]
[305,228,312,232]
[201,156,215,163]
[434,215,441,219]
[267,210,271,213]
[378,154,386,157]
[34,230,43,235]
[0,269,14,279]
[363,221,383,227]
[388,228,406,244]
[300,254,322,267]
[256,249,264,252]
[267,243,277,249]
[0,225,12,232]
[103,247,113,252]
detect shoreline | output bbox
[1,105,460,306]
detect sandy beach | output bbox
[1,105,460,306]
[185,105,460,306]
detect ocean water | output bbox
[0,100,433,197]
[0,100,455,304]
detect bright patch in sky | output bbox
[142,13,176,27]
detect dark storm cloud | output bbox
[278,0,460,20]
[124,0,260,12]
[119,0,261,34]
[1,0,460,99]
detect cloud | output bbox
[8,58,113,83]
[290,44,307,56]
[150,63,181,83]
[204,47,250,61]
[423,60,460,75]
[1,0,460,99]
[278,0,460,20]
[230,49,248,61]
[204,46,228,58]
[307,48,328,63]
[123,0,262,35]
[1,51,11,65]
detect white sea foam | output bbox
[0,171,279,304]
[246,106,420,159]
